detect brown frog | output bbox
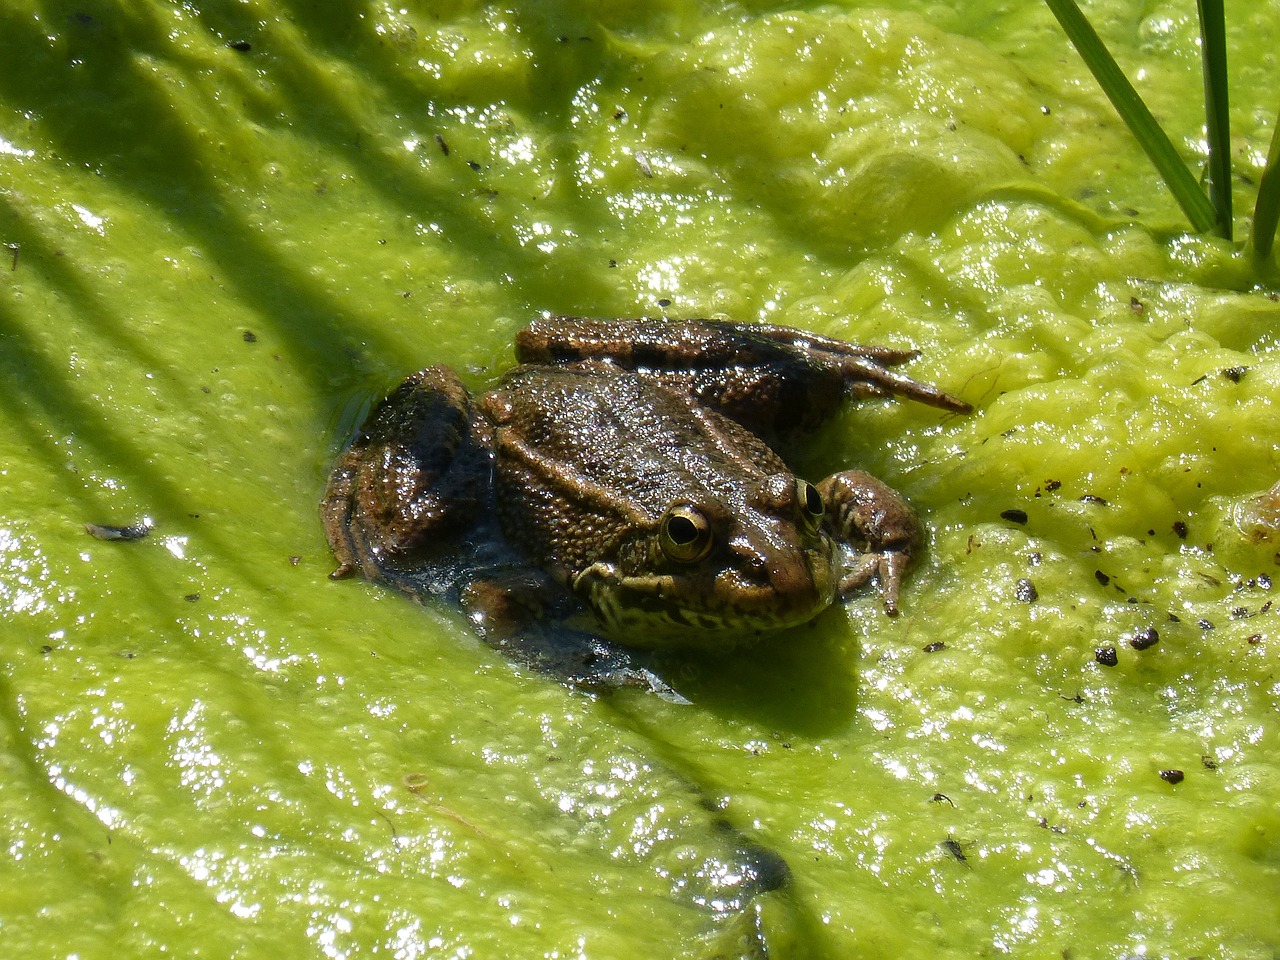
[322,317,969,691]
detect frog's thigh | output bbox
[326,366,485,576]
[818,469,922,615]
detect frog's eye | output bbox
[798,479,825,528]
[660,503,714,563]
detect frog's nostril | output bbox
[732,550,771,586]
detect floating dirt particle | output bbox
[1129,627,1160,650]
[85,519,153,542]
[1221,366,1247,383]
[941,838,967,863]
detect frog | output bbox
[322,316,970,693]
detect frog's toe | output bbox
[875,549,911,616]
[837,548,911,615]
[836,354,973,414]
[328,560,356,580]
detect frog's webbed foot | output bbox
[460,572,687,701]
[322,366,489,582]
[818,469,923,616]
[745,322,972,414]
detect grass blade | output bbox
[1044,0,1217,234]
[1197,0,1233,239]
[1251,108,1280,261]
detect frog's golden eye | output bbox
[660,503,713,563]
[798,479,824,528]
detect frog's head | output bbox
[571,473,840,650]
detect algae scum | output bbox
[2,1,1279,957]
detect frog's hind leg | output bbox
[516,317,969,444]
[322,365,490,584]
[743,322,972,413]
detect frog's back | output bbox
[488,363,785,573]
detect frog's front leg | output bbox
[322,365,489,583]
[817,470,923,616]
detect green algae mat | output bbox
[3,1,1279,957]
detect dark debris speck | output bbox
[941,838,968,863]
[85,520,153,542]
[1221,366,1248,383]
[1129,627,1160,650]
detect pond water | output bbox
[1,1,1278,957]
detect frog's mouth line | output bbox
[572,561,837,643]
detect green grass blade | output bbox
[1251,108,1280,260]
[1197,0,1233,239]
[1043,0,1217,234]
